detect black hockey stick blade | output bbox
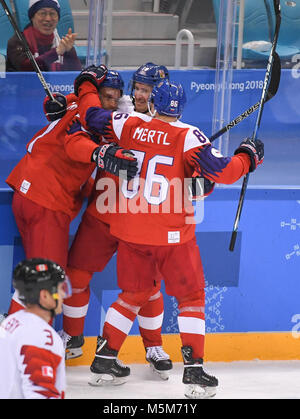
[229,0,281,252]
[229,55,281,251]
[265,51,281,101]
[209,51,281,143]
[0,0,59,103]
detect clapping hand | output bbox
[56,28,78,55]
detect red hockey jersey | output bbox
[105,111,251,245]
[6,93,99,220]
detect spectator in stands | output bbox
[6,0,82,72]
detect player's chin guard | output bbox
[13,258,71,317]
[150,79,186,118]
[43,92,67,121]
[129,62,169,99]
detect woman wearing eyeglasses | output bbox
[6,0,82,72]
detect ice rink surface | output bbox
[66,360,300,400]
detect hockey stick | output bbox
[209,51,281,142]
[190,53,280,200]
[0,0,60,104]
[229,0,281,252]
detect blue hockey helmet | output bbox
[101,70,124,95]
[150,79,186,118]
[129,62,169,96]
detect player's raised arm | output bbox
[186,138,264,185]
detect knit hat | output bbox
[28,0,60,20]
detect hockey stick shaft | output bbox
[229,0,281,251]
[209,51,281,143]
[0,0,55,101]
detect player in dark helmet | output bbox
[98,70,125,111]
[0,257,71,398]
[129,62,169,113]
[101,70,124,94]
[13,257,71,319]
[43,69,125,121]
[149,79,187,118]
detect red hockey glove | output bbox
[234,138,264,172]
[74,64,108,96]
[43,92,67,121]
[92,143,138,180]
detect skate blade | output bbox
[149,363,170,381]
[65,347,83,360]
[184,384,217,399]
[88,373,127,387]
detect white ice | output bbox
[66,360,300,399]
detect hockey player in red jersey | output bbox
[128,63,174,374]
[5,65,138,315]
[0,258,71,399]
[60,65,173,380]
[83,79,264,397]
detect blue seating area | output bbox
[213,0,300,66]
[0,2,15,58]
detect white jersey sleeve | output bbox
[0,310,65,399]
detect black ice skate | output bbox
[89,336,130,386]
[146,346,173,380]
[58,330,84,360]
[181,346,218,399]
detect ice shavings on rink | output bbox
[66,360,300,399]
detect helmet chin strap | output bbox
[38,293,59,318]
[38,302,57,318]
[148,102,156,117]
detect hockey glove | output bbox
[188,172,215,201]
[74,64,108,96]
[92,143,138,180]
[43,92,67,121]
[234,137,264,172]
[85,107,112,135]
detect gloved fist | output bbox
[92,143,138,180]
[85,107,112,135]
[234,137,264,172]
[74,64,108,96]
[188,172,215,201]
[43,92,67,121]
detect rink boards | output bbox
[0,69,300,362]
[1,187,300,363]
